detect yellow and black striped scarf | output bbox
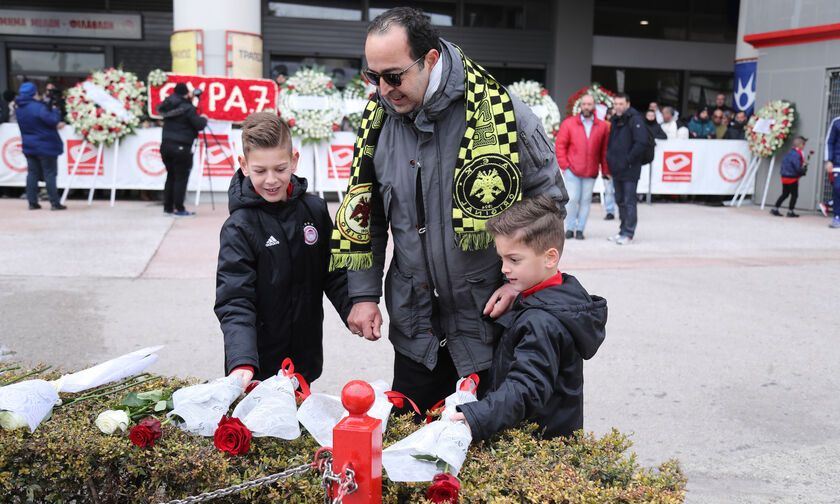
[330,48,521,271]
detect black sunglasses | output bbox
[363,54,425,88]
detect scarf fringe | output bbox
[455,231,495,251]
[329,253,373,271]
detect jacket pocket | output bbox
[465,261,504,344]
[384,263,432,339]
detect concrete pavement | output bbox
[1,194,838,503]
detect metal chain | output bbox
[320,459,358,504]
[158,463,312,504]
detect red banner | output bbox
[200,134,237,177]
[148,74,277,123]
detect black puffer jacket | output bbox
[156,93,207,153]
[606,107,648,181]
[215,171,351,383]
[457,274,607,440]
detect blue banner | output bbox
[733,60,757,114]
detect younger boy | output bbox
[215,112,351,388]
[771,136,808,218]
[451,195,607,440]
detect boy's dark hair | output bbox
[614,92,630,102]
[367,7,441,64]
[792,135,807,147]
[486,195,565,256]
[241,112,293,157]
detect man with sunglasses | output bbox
[331,7,567,419]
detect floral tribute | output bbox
[146,68,168,87]
[342,74,377,131]
[566,83,615,118]
[745,100,797,158]
[507,80,562,138]
[64,68,147,146]
[277,66,344,144]
[214,415,252,455]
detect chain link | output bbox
[320,459,358,504]
[158,463,312,504]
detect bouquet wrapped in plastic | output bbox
[382,375,479,482]
[51,345,163,393]
[232,359,306,439]
[167,375,242,436]
[0,380,60,433]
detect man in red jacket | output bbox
[555,94,609,240]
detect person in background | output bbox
[2,90,17,123]
[648,101,664,124]
[156,82,207,217]
[715,93,733,115]
[644,109,667,140]
[711,108,727,139]
[770,136,808,218]
[660,106,688,139]
[15,82,66,211]
[555,93,609,240]
[605,93,646,245]
[688,106,715,139]
[824,115,840,228]
[602,107,616,220]
[724,110,748,140]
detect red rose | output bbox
[287,85,295,91]
[214,416,251,455]
[332,123,339,131]
[93,125,103,131]
[129,418,162,448]
[783,108,789,114]
[427,473,460,504]
[288,119,296,127]
[81,129,88,136]
[125,102,131,109]
[540,89,549,96]
[327,81,333,88]
[244,380,260,394]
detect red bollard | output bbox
[332,380,382,504]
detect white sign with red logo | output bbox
[148,74,278,123]
[66,140,105,176]
[136,142,165,177]
[200,134,237,177]
[1,136,26,174]
[325,131,354,180]
[662,152,693,183]
[718,153,747,183]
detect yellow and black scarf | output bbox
[330,48,521,270]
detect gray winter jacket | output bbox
[349,39,568,376]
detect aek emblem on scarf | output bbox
[335,183,373,243]
[455,154,520,219]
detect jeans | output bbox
[161,147,193,213]
[25,154,60,207]
[613,179,638,238]
[564,170,597,232]
[603,176,616,215]
[833,174,840,218]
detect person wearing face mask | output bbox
[331,7,568,419]
[555,94,609,240]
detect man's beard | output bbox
[582,110,593,118]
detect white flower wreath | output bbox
[65,68,146,146]
[745,100,796,158]
[341,74,377,131]
[277,67,343,144]
[507,80,561,138]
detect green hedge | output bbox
[0,364,686,503]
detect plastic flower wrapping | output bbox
[566,83,615,117]
[342,74,377,131]
[64,68,146,146]
[507,80,561,138]
[277,66,343,144]
[745,100,797,158]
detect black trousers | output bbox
[391,347,489,422]
[161,146,193,213]
[774,181,798,211]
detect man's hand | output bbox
[450,412,470,430]
[57,121,66,129]
[229,368,254,389]
[483,283,519,318]
[826,161,834,175]
[348,302,383,341]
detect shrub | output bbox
[0,364,685,503]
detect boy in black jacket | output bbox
[451,195,607,440]
[215,112,351,388]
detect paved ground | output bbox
[1,193,838,503]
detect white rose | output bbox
[0,411,28,430]
[95,410,129,434]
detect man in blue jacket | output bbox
[15,82,66,210]
[605,93,647,245]
[824,116,840,228]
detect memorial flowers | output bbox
[277,66,343,144]
[745,100,797,158]
[129,417,162,448]
[566,83,615,118]
[507,80,561,138]
[214,415,252,455]
[65,68,147,146]
[94,409,129,434]
[342,74,377,131]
